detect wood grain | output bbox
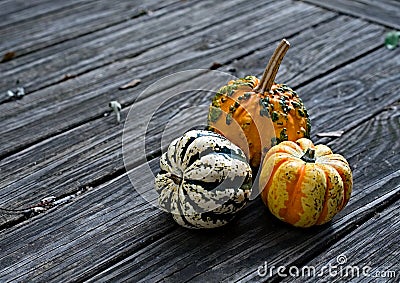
[0,2,334,157]
[0,0,95,29]
[223,16,384,86]
[288,200,400,282]
[0,0,247,95]
[0,72,222,209]
[302,0,400,29]
[0,160,175,282]
[0,0,181,58]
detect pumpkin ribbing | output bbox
[259,138,353,227]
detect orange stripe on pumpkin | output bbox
[279,161,306,225]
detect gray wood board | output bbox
[0,2,336,157]
[0,0,250,95]
[302,0,400,29]
[0,0,182,58]
[0,104,398,282]
[0,16,389,223]
[286,200,400,282]
[0,0,96,29]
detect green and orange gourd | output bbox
[208,40,311,167]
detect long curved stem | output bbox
[254,39,290,93]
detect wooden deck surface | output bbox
[0,0,399,282]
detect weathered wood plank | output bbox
[223,15,384,87]
[0,104,397,282]
[0,0,95,29]
[287,201,400,282]
[84,106,400,283]
[0,71,223,209]
[0,2,335,157]
[0,0,181,58]
[0,0,275,97]
[0,160,175,282]
[0,0,55,17]
[0,16,385,220]
[301,0,400,29]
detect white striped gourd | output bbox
[155,130,252,229]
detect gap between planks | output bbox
[0,0,260,97]
[0,0,98,29]
[0,0,185,61]
[298,0,400,30]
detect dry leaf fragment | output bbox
[61,73,77,81]
[1,51,16,62]
[119,79,141,90]
[210,62,222,70]
[316,130,344,138]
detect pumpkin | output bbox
[259,138,352,227]
[155,130,252,229]
[208,39,311,167]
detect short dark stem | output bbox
[170,174,183,185]
[301,148,316,163]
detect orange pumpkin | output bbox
[208,40,310,167]
[259,138,352,227]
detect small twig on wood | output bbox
[316,130,344,138]
[119,79,141,90]
[61,73,77,82]
[0,188,89,219]
[109,101,122,123]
